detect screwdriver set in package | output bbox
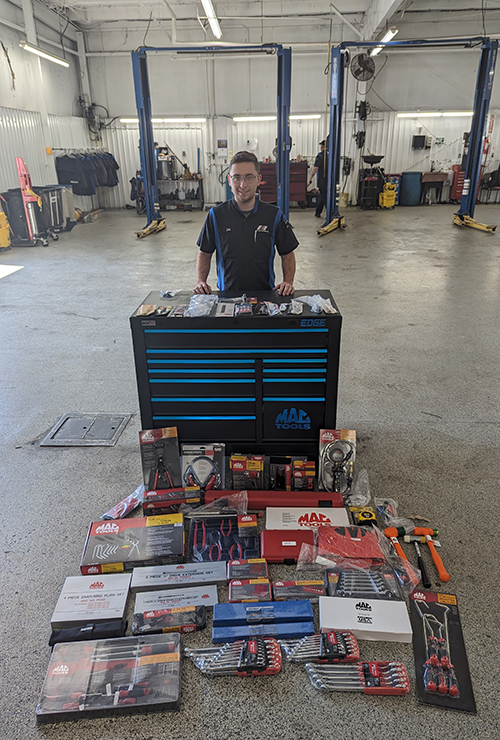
[36,635,181,722]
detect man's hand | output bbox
[193,281,212,294]
[275,282,294,296]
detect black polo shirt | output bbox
[314,151,328,188]
[197,198,299,292]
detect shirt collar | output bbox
[231,195,260,216]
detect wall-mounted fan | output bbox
[350,53,376,81]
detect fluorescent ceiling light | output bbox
[201,0,222,40]
[19,40,70,68]
[153,118,207,123]
[370,27,398,57]
[442,111,474,117]
[290,114,321,120]
[397,112,442,118]
[233,116,277,122]
[119,118,206,123]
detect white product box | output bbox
[131,562,227,593]
[50,573,131,629]
[134,584,219,614]
[265,506,349,530]
[319,595,413,643]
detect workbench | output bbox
[130,290,342,455]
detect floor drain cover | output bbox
[40,413,132,447]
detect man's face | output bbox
[228,161,262,206]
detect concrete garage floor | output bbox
[0,204,499,740]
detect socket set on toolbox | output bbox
[326,566,403,600]
[279,631,360,664]
[36,635,181,722]
[305,661,410,695]
[184,637,282,676]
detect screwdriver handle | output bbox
[426,536,450,582]
[413,542,431,588]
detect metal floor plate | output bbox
[40,413,132,446]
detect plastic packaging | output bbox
[295,294,338,314]
[290,299,304,315]
[264,301,281,316]
[184,294,218,317]
[374,498,399,526]
[100,483,144,520]
[160,289,181,298]
[345,468,370,506]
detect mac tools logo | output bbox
[95,522,120,535]
[275,408,311,430]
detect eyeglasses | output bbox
[229,174,258,183]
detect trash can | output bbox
[399,172,422,206]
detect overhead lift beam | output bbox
[319,37,496,236]
[131,44,292,235]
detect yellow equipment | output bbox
[0,211,11,249]
[379,182,397,209]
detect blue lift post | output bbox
[318,36,496,236]
[454,39,498,232]
[131,44,292,234]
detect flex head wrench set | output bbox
[305,661,410,695]
[185,637,282,676]
[280,631,360,664]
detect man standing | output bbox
[194,151,298,296]
[308,140,327,218]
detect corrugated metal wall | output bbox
[0,106,51,191]
[3,106,500,210]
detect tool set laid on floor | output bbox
[37,425,478,723]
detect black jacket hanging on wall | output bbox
[55,151,120,196]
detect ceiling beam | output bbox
[362,0,404,40]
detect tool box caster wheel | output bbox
[41,237,49,247]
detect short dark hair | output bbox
[229,150,260,174]
[319,140,326,147]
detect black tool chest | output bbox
[130,290,342,455]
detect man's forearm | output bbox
[196,251,212,282]
[281,251,296,284]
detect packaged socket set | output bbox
[228,579,272,603]
[142,487,201,515]
[132,605,207,635]
[272,580,327,602]
[36,635,181,723]
[80,514,184,574]
[227,559,269,580]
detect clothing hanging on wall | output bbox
[55,150,119,196]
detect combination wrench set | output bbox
[185,637,282,676]
[305,661,411,695]
[280,631,360,664]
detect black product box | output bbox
[80,515,184,574]
[181,443,225,489]
[410,591,476,713]
[228,579,272,603]
[36,634,181,722]
[272,580,326,602]
[269,456,292,491]
[143,487,201,515]
[260,529,315,564]
[230,454,265,489]
[140,427,182,491]
[132,605,207,635]
[227,559,269,580]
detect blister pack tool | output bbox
[305,660,410,695]
[280,631,359,664]
[184,637,281,676]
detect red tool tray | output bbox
[204,490,344,509]
[261,529,315,564]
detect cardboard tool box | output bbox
[131,561,227,593]
[260,529,315,564]
[319,595,413,643]
[80,515,184,574]
[265,506,349,530]
[50,573,131,630]
[212,621,315,643]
